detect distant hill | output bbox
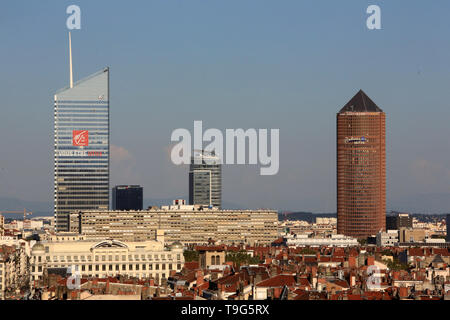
[388,193,450,214]
[0,197,52,218]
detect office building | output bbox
[285,234,358,247]
[447,214,450,242]
[69,204,278,245]
[53,34,109,232]
[189,150,222,208]
[399,228,426,243]
[30,232,184,284]
[376,230,399,247]
[337,90,386,238]
[112,185,143,211]
[386,213,413,230]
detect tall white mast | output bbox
[69,32,74,88]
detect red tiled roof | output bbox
[255,274,296,288]
[195,245,226,252]
[408,248,424,257]
[184,261,199,270]
[297,278,311,287]
[332,280,349,289]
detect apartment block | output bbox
[69,205,279,245]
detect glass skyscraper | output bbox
[189,150,222,208]
[54,68,110,232]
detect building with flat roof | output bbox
[337,90,386,238]
[30,232,184,285]
[0,215,4,237]
[285,233,358,247]
[69,205,278,245]
[447,214,450,243]
[189,150,222,208]
[376,230,399,247]
[112,185,143,211]
[386,213,413,230]
[399,228,426,243]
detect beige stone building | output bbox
[30,231,184,286]
[69,205,279,245]
[197,246,226,269]
[0,241,30,300]
[399,228,426,243]
[0,215,4,236]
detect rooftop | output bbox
[339,90,383,113]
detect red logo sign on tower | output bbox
[73,130,89,146]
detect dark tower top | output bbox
[339,90,383,113]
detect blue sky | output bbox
[1,0,450,212]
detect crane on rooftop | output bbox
[0,209,32,221]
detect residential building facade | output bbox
[69,205,278,245]
[0,242,30,300]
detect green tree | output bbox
[183,250,199,262]
[299,248,316,255]
[226,251,260,268]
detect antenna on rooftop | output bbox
[69,32,74,88]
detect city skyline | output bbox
[2,1,450,213]
[1,1,450,306]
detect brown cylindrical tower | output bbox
[337,90,386,238]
